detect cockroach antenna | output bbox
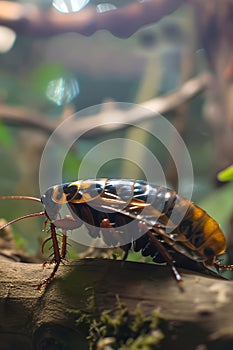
[0,195,41,203]
[0,195,45,231]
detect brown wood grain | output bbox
[0,256,233,349]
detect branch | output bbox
[0,104,55,135]
[0,72,211,140]
[0,256,233,349]
[0,0,184,38]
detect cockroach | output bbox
[0,178,232,290]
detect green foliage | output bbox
[88,302,163,350]
[218,165,233,182]
[62,152,82,183]
[73,293,163,350]
[0,121,13,147]
[31,62,65,94]
[13,231,27,250]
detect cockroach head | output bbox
[41,186,62,221]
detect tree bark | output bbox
[0,256,233,350]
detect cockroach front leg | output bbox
[100,218,129,249]
[38,223,63,291]
[53,214,83,231]
[38,215,82,290]
[100,218,131,261]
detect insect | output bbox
[0,178,232,290]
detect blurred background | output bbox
[0,0,233,269]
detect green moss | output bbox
[68,290,96,335]
[70,291,163,349]
[90,305,163,349]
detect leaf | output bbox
[31,63,65,93]
[0,120,12,147]
[218,165,233,182]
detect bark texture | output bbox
[0,256,233,350]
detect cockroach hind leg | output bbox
[171,265,184,291]
[143,225,185,289]
[213,261,233,271]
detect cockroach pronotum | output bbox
[0,178,232,290]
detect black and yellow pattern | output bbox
[41,178,226,267]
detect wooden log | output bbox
[0,256,233,349]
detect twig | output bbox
[0,0,184,38]
[0,104,54,134]
[0,72,212,139]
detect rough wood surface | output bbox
[0,256,233,349]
